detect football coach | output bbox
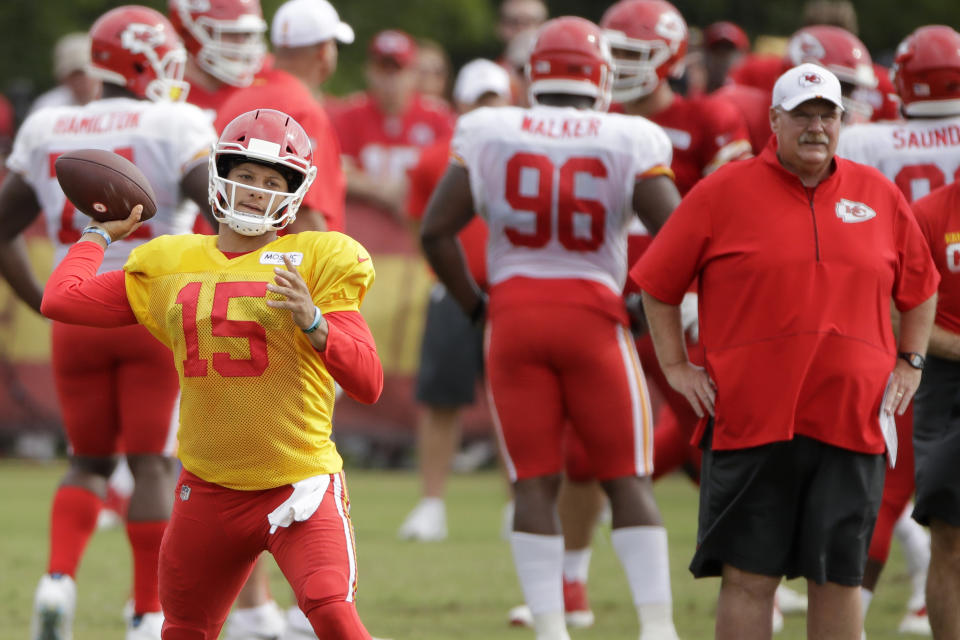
[632,63,939,640]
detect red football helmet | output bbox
[599,0,688,102]
[893,25,960,117]
[786,26,877,122]
[210,109,318,236]
[89,6,190,102]
[526,16,613,111]
[168,0,266,87]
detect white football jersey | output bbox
[837,115,960,203]
[7,97,215,271]
[452,105,672,294]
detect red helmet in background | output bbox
[526,16,613,112]
[210,109,317,236]
[599,0,687,102]
[786,26,877,121]
[786,26,876,88]
[89,5,190,102]
[893,25,960,117]
[168,0,266,87]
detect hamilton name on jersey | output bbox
[52,111,143,136]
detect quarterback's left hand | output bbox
[266,254,323,332]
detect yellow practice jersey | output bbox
[124,232,375,490]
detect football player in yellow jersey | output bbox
[41,109,382,640]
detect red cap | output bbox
[369,30,418,68]
[703,21,749,52]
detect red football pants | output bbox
[159,469,369,640]
[486,305,653,482]
[51,321,179,456]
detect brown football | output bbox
[54,149,158,222]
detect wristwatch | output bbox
[898,352,925,370]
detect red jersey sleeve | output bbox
[319,310,383,404]
[630,182,713,304]
[698,95,753,174]
[41,242,137,326]
[893,191,940,312]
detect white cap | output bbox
[54,32,91,81]
[453,59,512,105]
[772,63,844,112]
[270,0,354,48]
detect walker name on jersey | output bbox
[892,124,960,150]
[520,115,601,139]
[835,199,876,223]
[53,112,141,136]
[259,251,304,266]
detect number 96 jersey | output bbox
[123,231,375,490]
[452,105,672,302]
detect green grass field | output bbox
[1,460,919,639]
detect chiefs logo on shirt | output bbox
[836,198,877,223]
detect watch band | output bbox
[897,351,925,370]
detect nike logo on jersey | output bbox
[835,199,876,223]
[357,255,370,263]
[259,251,304,266]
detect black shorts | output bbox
[912,355,960,527]
[414,283,484,407]
[691,424,885,586]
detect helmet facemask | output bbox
[191,14,266,87]
[144,46,190,102]
[605,31,676,102]
[209,150,317,236]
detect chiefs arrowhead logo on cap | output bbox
[799,72,824,87]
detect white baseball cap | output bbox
[772,63,844,112]
[54,32,91,81]
[453,59,512,105]
[271,0,354,48]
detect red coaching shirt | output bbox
[215,69,346,232]
[913,182,960,334]
[406,135,488,289]
[632,140,939,454]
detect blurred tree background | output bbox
[1,0,958,121]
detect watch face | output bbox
[901,352,924,369]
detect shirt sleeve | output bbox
[630,181,714,304]
[6,110,44,184]
[170,104,217,175]
[319,310,383,404]
[40,241,137,326]
[699,96,753,174]
[311,236,376,313]
[630,118,674,179]
[893,192,940,311]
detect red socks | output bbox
[126,520,167,614]
[47,486,102,577]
